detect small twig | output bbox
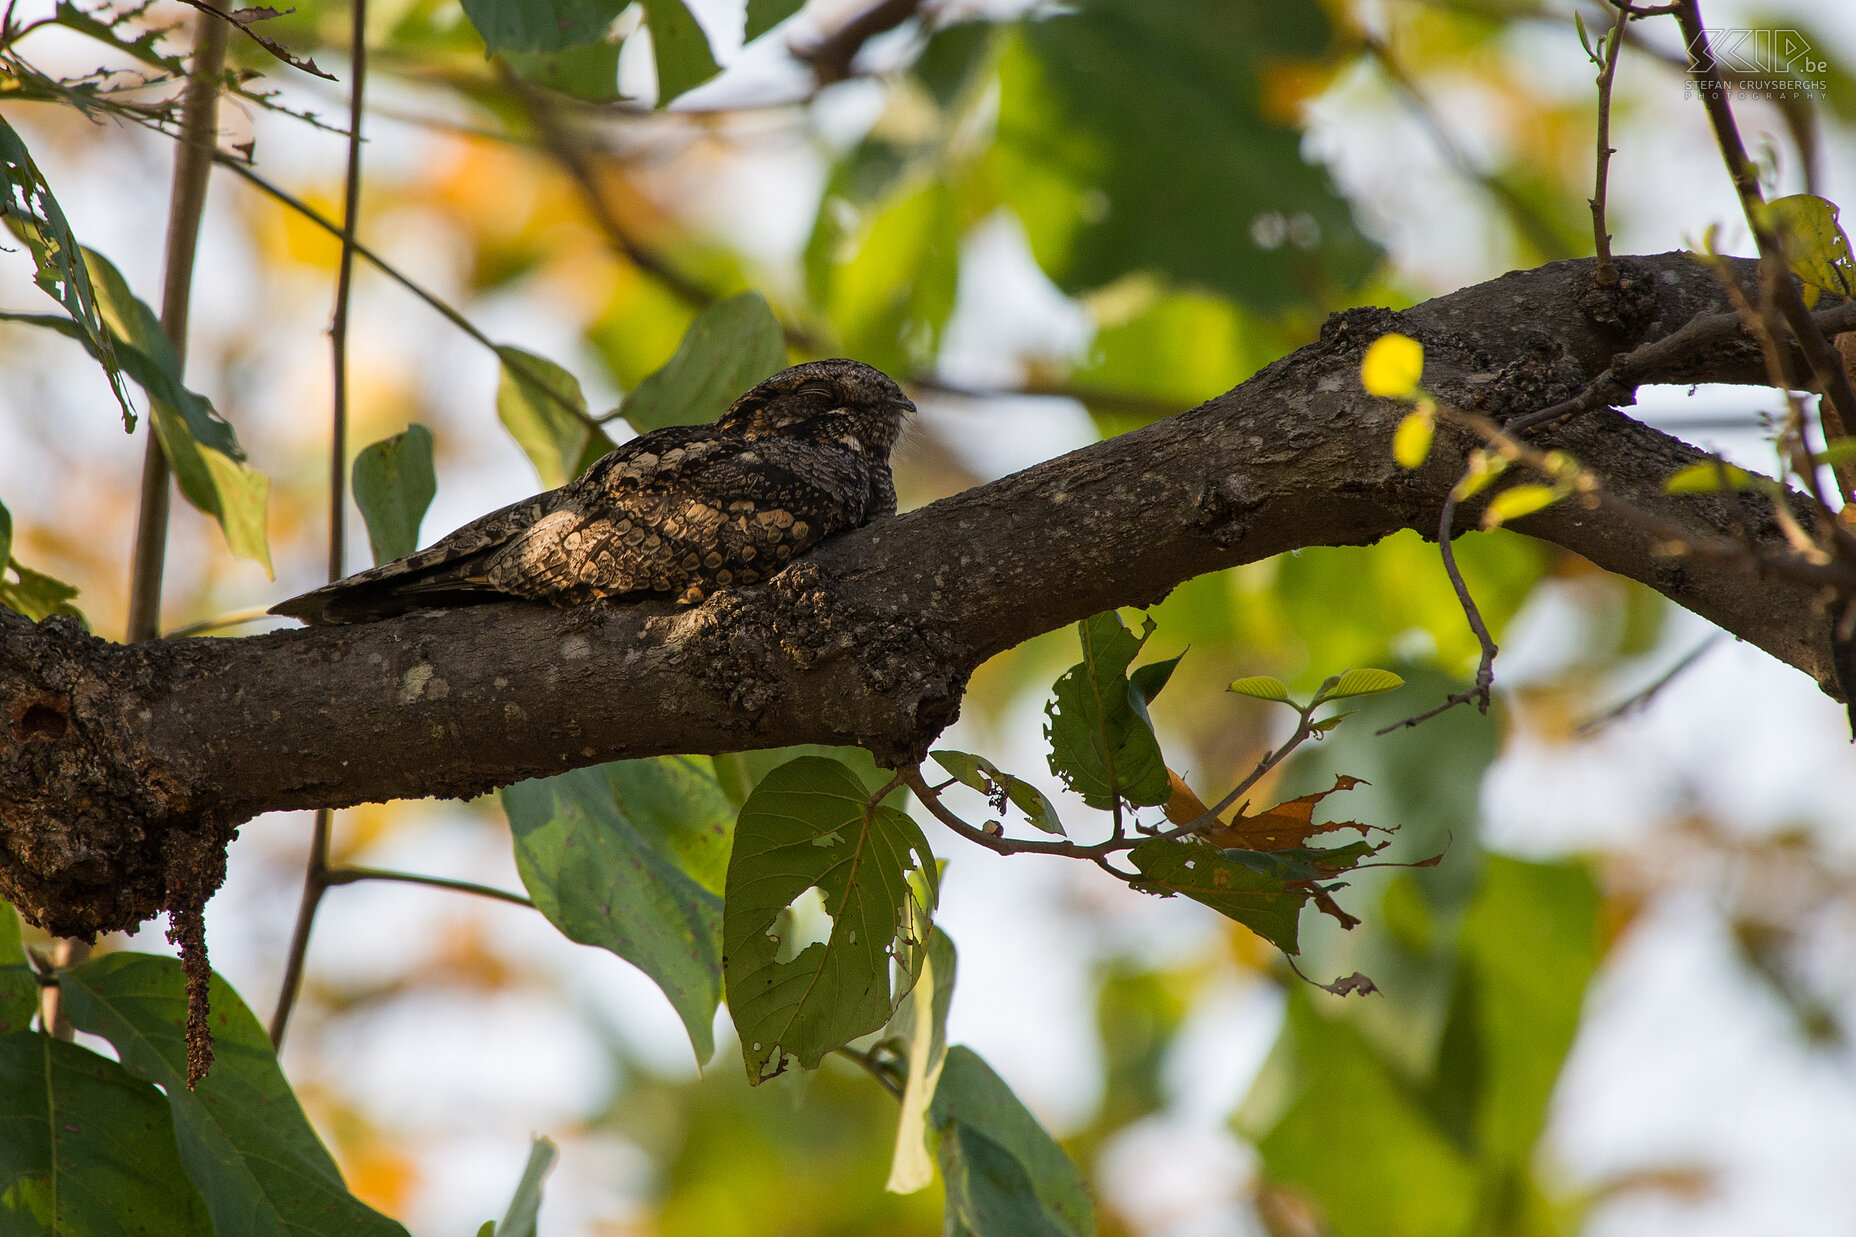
[795,0,928,86]
[1589,2,1630,286]
[268,807,329,1048]
[1377,481,1498,733]
[272,0,369,1053]
[1575,632,1724,734]
[36,937,91,1039]
[322,866,535,908]
[833,1044,905,1099]
[163,607,276,637]
[1506,299,1856,437]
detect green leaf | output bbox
[0,1031,213,1235]
[504,756,732,1062]
[503,39,624,101]
[641,0,721,104]
[496,345,613,489]
[1479,483,1560,529]
[885,930,957,1194]
[1760,193,1856,306]
[723,756,938,1082]
[352,424,437,565]
[0,117,136,428]
[987,3,1378,313]
[1127,837,1309,952]
[617,292,788,433]
[0,559,83,623]
[0,901,35,1034]
[805,175,962,376]
[1228,675,1292,702]
[458,0,624,53]
[59,953,408,1237]
[1444,857,1601,1166]
[1043,612,1173,810]
[744,0,804,42]
[81,248,272,574]
[1664,459,1760,494]
[1325,668,1405,700]
[490,1137,557,1237]
[930,751,1066,836]
[929,1046,1094,1237]
[1242,990,1479,1237]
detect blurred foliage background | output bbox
[5,0,1856,1233]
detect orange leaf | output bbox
[1162,767,1215,826]
[1201,774,1367,851]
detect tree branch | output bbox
[1,253,1844,942]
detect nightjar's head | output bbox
[720,359,914,460]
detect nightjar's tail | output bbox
[269,492,556,625]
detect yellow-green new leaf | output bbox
[1362,333,1424,399]
[1326,668,1404,699]
[1814,438,1856,468]
[1229,675,1292,703]
[1481,484,1559,529]
[1664,460,1758,494]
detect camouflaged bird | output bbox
[271,359,914,625]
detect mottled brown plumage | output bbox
[271,359,913,625]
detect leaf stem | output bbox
[322,866,535,908]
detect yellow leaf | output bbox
[1760,194,1856,307]
[1392,409,1434,468]
[1162,768,1214,826]
[1362,333,1425,399]
[1480,483,1559,529]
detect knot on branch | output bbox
[1470,350,1588,423]
[1579,261,1660,339]
[0,611,233,940]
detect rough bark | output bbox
[0,252,1841,939]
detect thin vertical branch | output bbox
[124,10,229,643]
[1589,2,1629,286]
[271,0,368,1050]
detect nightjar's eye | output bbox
[796,382,838,401]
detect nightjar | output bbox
[271,358,913,625]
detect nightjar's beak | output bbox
[889,394,917,416]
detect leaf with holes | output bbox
[1128,838,1310,952]
[723,757,937,1082]
[1044,611,1175,810]
[0,117,135,428]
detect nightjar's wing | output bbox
[478,431,886,605]
[267,489,566,625]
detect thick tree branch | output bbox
[0,253,1842,941]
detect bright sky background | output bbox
[6,0,1856,1232]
